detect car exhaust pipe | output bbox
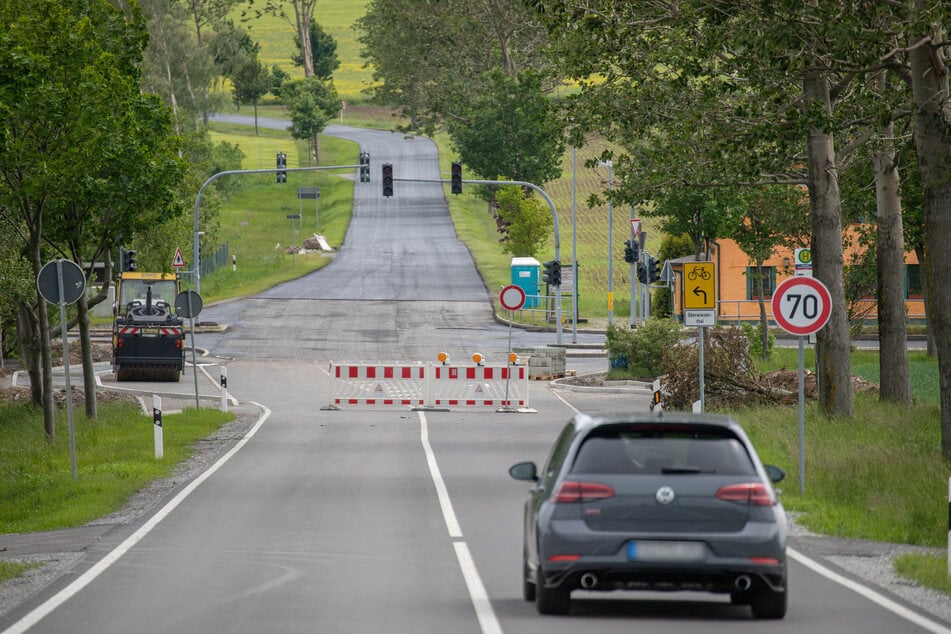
[734,575,752,591]
[580,573,598,589]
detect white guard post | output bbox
[220,366,228,413]
[153,395,164,459]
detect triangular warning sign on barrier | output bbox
[474,384,484,393]
[374,383,385,393]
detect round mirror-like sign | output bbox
[37,259,86,305]
[175,290,203,318]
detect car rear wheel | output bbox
[522,560,536,602]
[750,587,787,619]
[535,570,571,615]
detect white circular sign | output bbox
[771,276,832,336]
[499,284,526,311]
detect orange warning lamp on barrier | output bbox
[472,352,484,366]
[437,352,450,365]
[509,352,518,365]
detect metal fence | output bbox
[200,242,230,278]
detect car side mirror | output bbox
[508,461,539,482]
[764,464,786,483]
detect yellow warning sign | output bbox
[683,262,716,309]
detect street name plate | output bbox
[684,309,716,327]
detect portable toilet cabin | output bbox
[510,257,541,309]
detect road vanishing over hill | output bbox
[1,119,947,634]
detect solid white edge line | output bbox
[418,411,462,538]
[418,411,503,634]
[453,542,504,634]
[789,547,951,633]
[1,402,272,634]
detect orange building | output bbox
[668,234,925,326]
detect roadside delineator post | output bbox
[153,395,164,460]
[220,366,228,413]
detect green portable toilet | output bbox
[510,257,540,308]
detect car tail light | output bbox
[553,481,615,503]
[716,482,775,506]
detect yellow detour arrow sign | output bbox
[683,262,716,309]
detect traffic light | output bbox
[649,256,661,283]
[122,249,137,272]
[623,240,635,263]
[551,260,562,286]
[637,261,647,284]
[542,260,555,285]
[451,162,462,195]
[359,151,370,183]
[276,152,287,183]
[382,163,394,197]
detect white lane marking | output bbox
[789,548,951,634]
[551,388,579,413]
[2,403,272,634]
[454,542,503,634]
[418,411,462,538]
[418,411,503,634]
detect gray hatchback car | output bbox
[509,411,788,618]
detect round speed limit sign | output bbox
[771,276,832,336]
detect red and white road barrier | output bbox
[329,362,529,408]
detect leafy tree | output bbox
[243,0,318,77]
[447,69,564,186]
[231,54,272,133]
[493,185,553,258]
[292,19,339,81]
[281,77,341,163]
[0,0,185,435]
[357,0,552,132]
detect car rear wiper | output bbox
[661,466,708,474]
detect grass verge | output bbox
[0,402,234,534]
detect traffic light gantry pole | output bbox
[191,163,361,294]
[391,174,564,345]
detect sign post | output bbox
[37,259,86,480]
[499,285,526,412]
[175,290,204,409]
[771,276,832,494]
[682,262,716,411]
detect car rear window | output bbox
[571,426,756,476]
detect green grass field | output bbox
[235,1,373,103]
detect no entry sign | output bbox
[771,276,832,336]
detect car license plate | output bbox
[141,327,159,336]
[627,540,705,562]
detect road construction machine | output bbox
[112,271,185,381]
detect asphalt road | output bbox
[1,121,947,634]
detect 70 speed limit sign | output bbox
[771,276,832,336]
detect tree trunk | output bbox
[755,262,769,360]
[802,73,853,418]
[908,30,951,457]
[38,289,55,442]
[915,245,937,358]
[16,301,42,406]
[76,295,98,419]
[871,134,912,404]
